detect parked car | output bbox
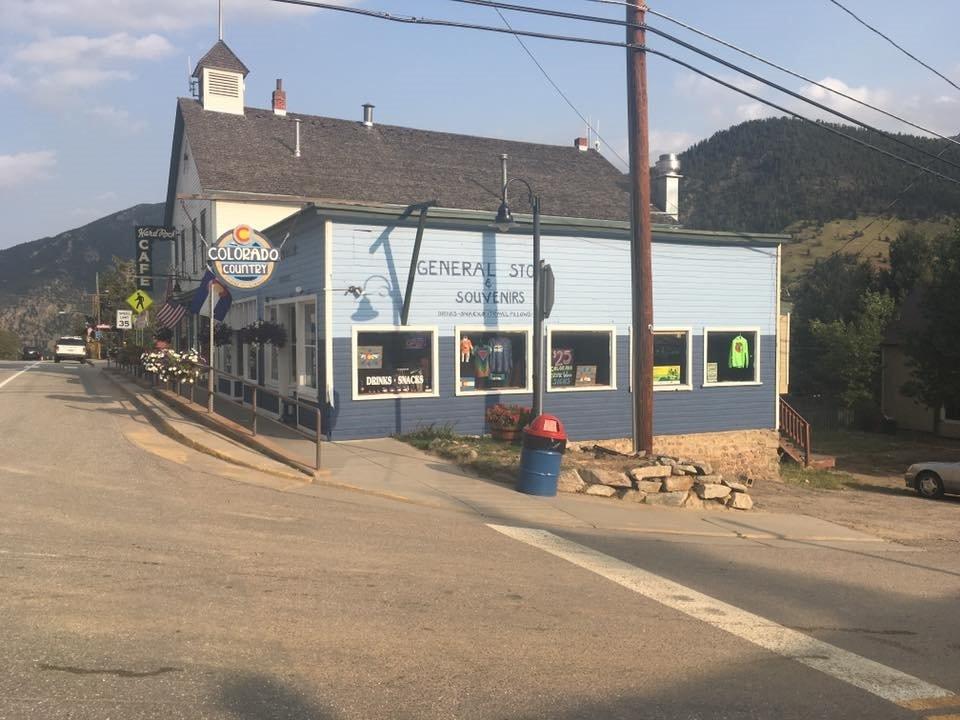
[21,346,43,361]
[53,336,88,364]
[905,462,960,499]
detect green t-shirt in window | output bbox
[729,335,750,369]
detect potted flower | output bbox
[485,403,532,442]
[237,320,287,347]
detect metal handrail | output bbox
[118,358,324,474]
[779,397,811,467]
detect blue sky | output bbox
[2,0,960,249]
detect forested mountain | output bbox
[679,117,960,233]
[0,203,162,347]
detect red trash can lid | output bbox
[525,413,567,441]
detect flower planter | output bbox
[491,427,521,442]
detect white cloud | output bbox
[15,33,174,65]
[0,0,322,32]
[649,130,696,161]
[0,151,57,189]
[36,68,132,91]
[0,71,18,89]
[86,105,146,133]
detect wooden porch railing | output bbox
[779,397,811,467]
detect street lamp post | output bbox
[493,178,544,419]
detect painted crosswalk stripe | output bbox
[488,524,955,709]
[0,361,40,390]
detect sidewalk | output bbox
[99,363,890,545]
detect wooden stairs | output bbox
[779,398,837,470]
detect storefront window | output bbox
[287,305,297,386]
[704,329,759,385]
[266,306,279,384]
[303,302,317,390]
[456,328,528,394]
[653,330,690,389]
[547,328,615,391]
[355,328,436,398]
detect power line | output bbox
[826,0,960,94]
[445,0,960,176]
[269,0,960,187]
[492,7,629,169]
[640,6,960,151]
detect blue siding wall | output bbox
[218,217,779,440]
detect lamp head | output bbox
[492,200,514,232]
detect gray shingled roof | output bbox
[175,97,664,223]
[193,40,249,78]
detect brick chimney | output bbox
[272,79,287,116]
[574,136,589,152]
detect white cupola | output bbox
[192,40,249,116]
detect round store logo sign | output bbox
[207,225,280,289]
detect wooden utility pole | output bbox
[626,3,654,454]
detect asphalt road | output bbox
[2,360,959,719]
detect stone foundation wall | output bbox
[588,429,780,482]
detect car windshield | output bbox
[57,338,85,346]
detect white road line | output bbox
[488,524,955,709]
[0,361,40,390]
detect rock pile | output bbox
[561,448,754,511]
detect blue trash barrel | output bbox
[517,414,567,497]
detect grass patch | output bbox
[396,425,521,484]
[781,462,854,490]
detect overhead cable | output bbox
[268,0,960,187]
[826,0,960,94]
[445,0,960,175]
[492,7,629,169]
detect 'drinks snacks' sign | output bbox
[208,224,279,290]
[134,226,175,290]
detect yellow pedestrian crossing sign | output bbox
[126,289,153,314]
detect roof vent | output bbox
[574,136,589,152]
[362,103,375,127]
[272,78,287,116]
[654,153,681,175]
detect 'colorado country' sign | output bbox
[207,225,279,290]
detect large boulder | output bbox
[585,484,618,497]
[696,483,732,500]
[728,491,754,510]
[580,468,632,488]
[644,491,688,507]
[662,476,695,493]
[629,465,672,481]
[557,469,587,494]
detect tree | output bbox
[790,254,881,399]
[902,230,960,434]
[881,228,933,300]
[0,328,20,359]
[807,290,896,412]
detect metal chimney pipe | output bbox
[500,153,508,190]
[294,118,301,158]
[362,103,375,127]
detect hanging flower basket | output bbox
[140,347,204,384]
[214,323,234,347]
[237,320,287,347]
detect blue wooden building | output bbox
[163,40,787,478]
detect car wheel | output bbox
[916,471,944,499]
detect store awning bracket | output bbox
[400,201,436,326]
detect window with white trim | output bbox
[233,299,258,383]
[703,329,760,385]
[354,328,437,399]
[302,302,317,390]
[265,305,280,385]
[547,327,616,391]
[653,330,691,390]
[456,327,529,395]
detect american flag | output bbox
[156,276,186,329]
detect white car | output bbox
[905,462,960,499]
[53,336,88,363]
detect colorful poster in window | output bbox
[357,345,383,369]
[653,365,681,385]
[575,365,597,386]
[551,348,574,387]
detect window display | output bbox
[356,329,435,397]
[548,329,614,390]
[457,329,528,393]
[653,331,689,387]
[704,329,759,384]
